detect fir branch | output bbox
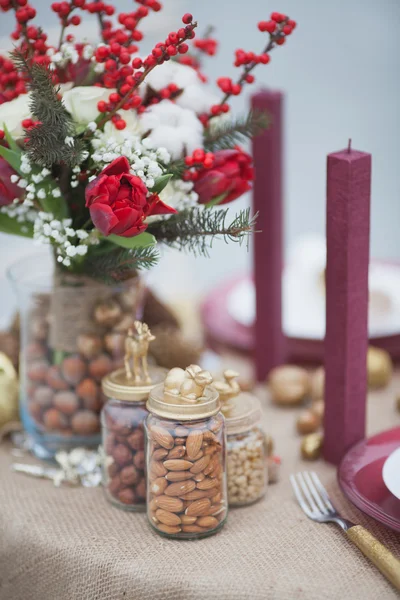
[204,110,269,152]
[11,50,85,167]
[80,245,160,284]
[148,207,257,257]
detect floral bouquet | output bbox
[0,0,296,456]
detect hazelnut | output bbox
[71,410,100,435]
[108,462,119,478]
[88,354,113,382]
[76,378,100,411]
[28,401,43,422]
[296,409,320,435]
[76,333,103,360]
[120,465,139,486]
[61,356,87,386]
[93,300,122,328]
[32,386,53,407]
[27,360,49,383]
[108,474,122,497]
[112,443,132,467]
[133,450,145,470]
[104,332,125,358]
[26,342,47,361]
[127,429,144,451]
[54,391,79,416]
[118,487,136,505]
[269,365,311,406]
[135,477,146,500]
[105,432,116,455]
[43,408,68,431]
[311,367,324,402]
[46,365,70,391]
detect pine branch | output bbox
[80,245,160,284]
[148,207,257,257]
[204,110,269,152]
[11,50,85,167]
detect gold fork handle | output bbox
[347,526,400,590]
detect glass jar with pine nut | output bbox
[145,366,228,539]
[225,393,268,507]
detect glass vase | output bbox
[8,253,146,460]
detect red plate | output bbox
[338,427,400,532]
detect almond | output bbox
[166,471,194,482]
[150,477,168,496]
[204,455,218,476]
[184,450,203,461]
[210,504,226,516]
[174,437,186,445]
[167,445,186,459]
[190,454,211,474]
[152,448,169,461]
[211,492,222,504]
[175,426,189,437]
[197,516,218,528]
[181,488,216,500]
[182,525,205,533]
[150,425,174,450]
[185,498,211,517]
[150,461,167,478]
[196,477,218,490]
[155,509,181,526]
[186,430,203,460]
[155,495,184,512]
[204,445,216,456]
[193,472,205,482]
[180,515,197,525]
[203,430,218,443]
[156,523,181,534]
[163,459,193,471]
[165,480,196,497]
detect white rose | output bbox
[62,86,113,125]
[0,93,32,138]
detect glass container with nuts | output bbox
[214,371,268,507]
[145,365,228,539]
[101,323,166,511]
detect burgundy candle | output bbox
[251,89,285,382]
[323,141,372,465]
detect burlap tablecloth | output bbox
[1,372,399,600]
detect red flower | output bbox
[194,149,254,205]
[85,157,176,237]
[0,157,22,207]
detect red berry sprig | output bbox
[183,148,215,181]
[211,11,296,117]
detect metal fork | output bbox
[290,472,400,591]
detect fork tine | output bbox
[289,474,313,518]
[303,472,329,515]
[310,472,336,512]
[296,472,319,514]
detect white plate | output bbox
[382,447,400,500]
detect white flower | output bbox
[144,61,198,93]
[103,111,143,142]
[175,83,219,115]
[140,100,203,160]
[0,94,32,138]
[64,136,74,146]
[62,86,113,125]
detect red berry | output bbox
[152,47,163,58]
[259,53,270,64]
[203,157,214,168]
[178,43,189,54]
[271,12,285,23]
[245,74,255,84]
[97,101,107,112]
[276,37,285,45]
[184,156,194,167]
[231,84,241,95]
[160,88,170,99]
[221,104,230,113]
[119,53,131,64]
[193,148,205,162]
[182,13,192,24]
[132,30,143,41]
[109,92,120,104]
[132,57,142,69]
[258,21,269,32]
[288,19,296,29]
[265,20,277,33]
[131,95,142,108]
[120,84,131,96]
[167,45,177,56]
[168,83,178,93]
[115,119,126,130]
[73,0,85,6]
[177,28,186,39]
[210,105,221,116]
[105,59,117,71]
[71,15,81,25]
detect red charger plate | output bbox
[338,427,400,532]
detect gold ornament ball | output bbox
[296,409,321,435]
[367,346,393,389]
[0,352,19,428]
[268,365,311,406]
[301,433,323,461]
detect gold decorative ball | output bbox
[268,365,311,406]
[301,433,323,461]
[0,352,19,428]
[296,409,321,435]
[367,346,393,389]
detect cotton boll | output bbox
[145,61,199,92]
[144,126,185,160]
[176,83,219,114]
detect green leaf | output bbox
[151,174,173,195]
[107,232,156,249]
[3,124,21,154]
[0,145,22,175]
[205,192,228,208]
[0,213,34,238]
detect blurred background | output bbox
[1,0,399,326]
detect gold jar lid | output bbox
[147,365,220,420]
[225,393,263,435]
[102,365,167,402]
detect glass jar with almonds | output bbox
[145,365,228,539]
[101,323,166,511]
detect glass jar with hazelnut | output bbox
[101,361,166,511]
[145,366,228,539]
[225,394,268,507]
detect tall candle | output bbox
[251,89,285,382]
[323,141,371,465]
